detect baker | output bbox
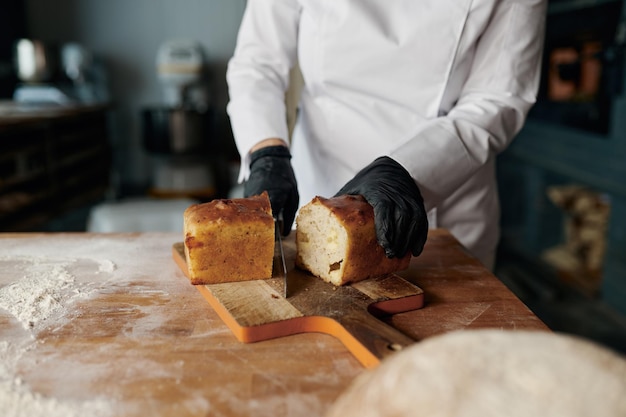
[226,0,547,270]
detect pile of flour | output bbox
[0,260,77,330]
[0,254,115,417]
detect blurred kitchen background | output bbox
[1,1,625,354]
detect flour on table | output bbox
[0,233,180,416]
[0,250,123,417]
[97,259,116,274]
[0,341,114,417]
[0,377,114,417]
[0,257,98,331]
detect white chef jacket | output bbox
[226,0,547,269]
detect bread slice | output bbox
[183,192,274,285]
[295,195,411,286]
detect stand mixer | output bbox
[144,39,215,200]
[156,39,209,110]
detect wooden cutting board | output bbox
[172,237,424,368]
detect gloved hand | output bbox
[335,156,428,258]
[244,145,299,235]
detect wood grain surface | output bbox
[0,230,547,417]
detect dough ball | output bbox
[327,329,626,417]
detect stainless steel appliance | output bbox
[143,39,215,199]
[14,38,56,83]
[13,39,106,105]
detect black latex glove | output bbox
[244,145,299,235]
[335,156,428,258]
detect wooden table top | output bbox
[0,230,547,417]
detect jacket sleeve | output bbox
[389,0,547,211]
[226,0,300,183]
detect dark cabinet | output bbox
[0,103,111,231]
[0,1,26,98]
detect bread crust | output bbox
[296,195,411,285]
[183,192,274,284]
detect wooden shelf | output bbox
[0,103,111,231]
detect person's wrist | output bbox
[250,138,288,153]
[249,144,292,167]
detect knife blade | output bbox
[273,210,290,298]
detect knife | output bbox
[273,210,290,298]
